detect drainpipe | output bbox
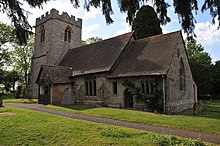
[50,84,53,105]
[162,75,166,114]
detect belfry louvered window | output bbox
[40,25,45,42]
[64,26,72,42]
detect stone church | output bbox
[28,9,197,114]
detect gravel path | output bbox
[4,102,220,144]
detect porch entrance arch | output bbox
[38,84,50,105]
[124,88,133,108]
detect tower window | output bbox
[64,27,72,42]
[40,25,45,42]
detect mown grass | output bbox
[0,106,206,146]
[1,94,38,103]
[4,98,38,104]
[46,100,220,135]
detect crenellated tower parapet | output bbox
[36,8,82,28]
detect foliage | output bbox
[15,85,26,98]
[212,61,220,97]
[186,40,213,99]
[0,0,33,44]
[0,106,206,146]
[132,5,162,40]
[187,40,212,65]
[0,22,16,68]
[122,80,163,113]
[12,36,34,95]
[81,37,102,46]
[1,0,220,43]
[1,70,19,93]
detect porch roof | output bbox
[36,65,73,84]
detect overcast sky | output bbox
[1,0,220,62]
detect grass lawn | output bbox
[4,98,38,104]
[0,106,206,146]
[1,94,38,104]
[46,100,220,135]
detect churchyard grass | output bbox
[46,100,220,135]
[0,106,205,146]
[4,98,38,103]
[2,94,38,103]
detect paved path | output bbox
[4,103,220,145]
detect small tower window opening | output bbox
[179,59,186,91]
[40,25,45,42]
[64,26,72,42]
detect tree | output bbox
[1,0,220,44]
[187,40,213,99]
[132,5,162,40]
[212,60,220,97]
[187,40,212,65]
[1,70,20,93]
[81,37,102,46]
[12,36,34,96]
[0,22,16,68]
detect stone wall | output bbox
[166,35,197,114]
[29,9,82,98]
[52,83,74,105]
[73,73,162,109]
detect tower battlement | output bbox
[36,8,82,28]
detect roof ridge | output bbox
[133,30,181,42]
[67,32,133,51]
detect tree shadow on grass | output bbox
[62,104,100,111]
[177,108,220,120]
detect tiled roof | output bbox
[36,65,72,84]
[107,31,181,78]
[59,32,133,76]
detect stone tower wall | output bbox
[29,9,82,98]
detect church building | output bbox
[28,9,197,114]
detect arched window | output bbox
[40,25,45,42]
[85,77,97,96]
[93,80,97,96]
[179,59,185,91]
[89,80,93,96]
[64,26,72,42]
[150,82,155,95]
[85,81,89,96]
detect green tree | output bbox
[2,70,19,93]
[187,40,213,99]
[12,36,34,95]
[1,0,220,43]
[132,5,162,40]
[187,40,212,65]
[81,37,102,46]
[212,60,220,97]
[0,22,16,68]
